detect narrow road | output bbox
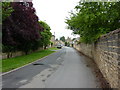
[2,47,100,88]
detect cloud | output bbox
[33,0,79,39]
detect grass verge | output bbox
[2,50,55,72]
[48,47,60,50]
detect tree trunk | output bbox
[10,52,12,57]
[44,46,47,49]
[7,53,10,58]
[25,51,28,55]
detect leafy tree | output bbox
[60,36,65,42]
[2,2,43,55]
[39,21,52,49]
[72,38,76,41]
[67,42,70,47]
[66,2,120,43]
[2,2,14,21]
[2,2,14,57]
[65,42,70,46]
[56,38,58,41]
[65,42,70,47]
[1,2,14,54]
[65,42,68,46]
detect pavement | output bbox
[2,47,100,88]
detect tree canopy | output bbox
[2,2,43,55]
[39,21,52,49]
[66,2,120,43]
[2,2,14,21]
[60,36,65,42]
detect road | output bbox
[2,47,100,88]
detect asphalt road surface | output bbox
[2,47,100,88]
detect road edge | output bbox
[1,50,59,76]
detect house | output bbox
[50,35,55,47]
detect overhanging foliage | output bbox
[66,2,120,43]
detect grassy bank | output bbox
[2,49,55,72]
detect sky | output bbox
[32,0,80,39]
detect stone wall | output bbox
[2,51,24,59]
[2,47,44,59]
[74,29,120,88]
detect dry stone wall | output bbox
[74,29,120,88]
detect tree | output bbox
[56,38,58,41]
[39,21,52,49]
[60,36,65,42]
[67,42,70,47]
[2,2,14,21]
[2,2,43,55]
[72,38,76,41]
[65,42,68,46]
[66,2,120,43]
[1,2,14,55]
[2,2,14,57]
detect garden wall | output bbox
[74,29,120,88]
[2,47,44,59]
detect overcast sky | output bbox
[33,0,79,39]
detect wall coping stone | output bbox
[101,28,120,39]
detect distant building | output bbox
[50,35,55,47]
[65,37,73,47]
[66,37,72,42]
[55,40,64,46]
[73,37,80,48]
